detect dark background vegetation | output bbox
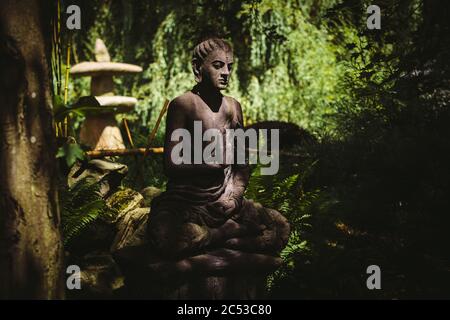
[58,0,450,299]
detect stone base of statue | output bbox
[160,275,267,299]
[112,200,289,299]
[114,245,282,299]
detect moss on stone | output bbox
[106,188,144,222]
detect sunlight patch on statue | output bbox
[170,120,279,175]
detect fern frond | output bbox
[59,177,114,246]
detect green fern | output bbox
[247,163,315,241]
[247,161,328,291]
[59,177,115,246]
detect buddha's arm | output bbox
[231,101,250,196]
[220,101,250,212]
[230,176,251,205]
[163,99,225,177]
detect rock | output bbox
[66,251,124,299]
[106,188,144,222]
[110,207,150,253]
[66,220,117,255]
[68,159,128,198]
[140,186,162,207]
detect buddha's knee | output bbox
[265,208,290,249]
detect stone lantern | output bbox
[70,39,142,150]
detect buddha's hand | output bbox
[218,219,248,240]
[213,195,242,216]
[205,161,228,170]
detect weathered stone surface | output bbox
[140,186,162,207]
[111,207,150,253]
[91,75,114,96]
[66,251,124,299]
[71,38,142,150]
[110,198,286,299]
[95,95,137,109]
[66,220,117,255]
[95,38,111,62]
[106,188,144,222]
[113,245,282,299]
[68,159,128,198]
[158,275,268,299]
[79,114,126,150]
[70,62,143,76]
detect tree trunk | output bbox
[0,0,64,299]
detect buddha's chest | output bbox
[187,100,234,132]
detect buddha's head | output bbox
[192,38,233,90]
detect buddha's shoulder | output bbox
[224,95,240,106]
[224,96,242,117]
[169,92,197,112]
[171,92,197,105]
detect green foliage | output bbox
[53,96,106,122]
[68,0,352,136]
[56,140,86,168]
[246,159,337,292]
[59,177,116,246]
[238,0,345,131]
[118,129,167,190]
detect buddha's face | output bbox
[198,49,234,90]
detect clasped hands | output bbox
[208,196,269,252]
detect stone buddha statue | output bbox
[145,38,290,298]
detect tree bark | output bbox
[0,0,64,299]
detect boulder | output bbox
[66,251,124,299]
[66,219,117,255]
[110,207,150,253]
[106,188,144,222]
[140,186,162,207]
[68,159,128,198]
